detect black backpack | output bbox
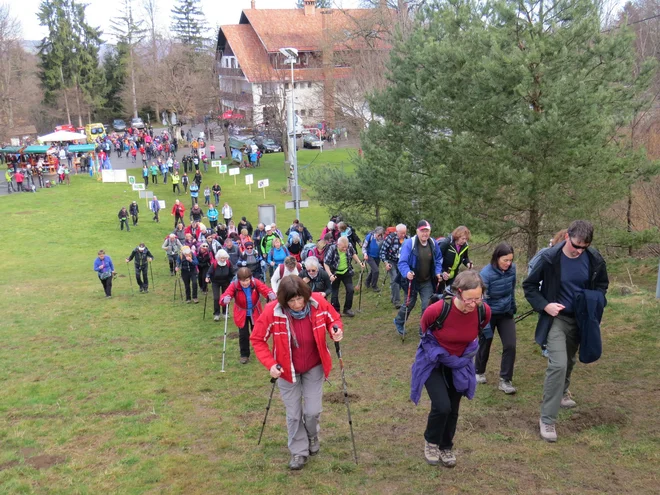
[424,293,486,336]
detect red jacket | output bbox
[220,278,274,329]
[172,203,186,216]
[250,294,343,383]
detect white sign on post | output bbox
[228,167,240,176]
[211,160,222,167]
[132,183,145,191]
[257,179,269,188]
[219,164,227,174]
[245,174,254,185]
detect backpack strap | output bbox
[431,294,454,332]
[477,303,486,330]
[279,263,285,277]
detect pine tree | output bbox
[170,0,209,50]
[296,0,332,8]
[314,0,655,259]
[102,43,128,120]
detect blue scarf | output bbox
[285,302,311,348]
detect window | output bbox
[307,109,313,118]
[285,83,289,90]
[307,82,312,89]
[300,109,306,117]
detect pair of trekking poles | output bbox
[257,326,358,465]
[126,261,155,296]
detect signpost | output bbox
[245,174,254,193]
[229,167,240,185]
[219,164,227,175]
[257,178,269,199]
[132,183,145,191]
[211,160,222,174]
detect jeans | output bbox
[394,279,434,327]
[541,315,579,425]
[212,281,230,315]
[277,364,324,456]
[424,366,462,449]
[120,219,130,231]
[181,269,198,300]
[387,264,402,305]
[475,314,517,381]
[143,176,148,187]
[238,318,253,358]
[131,214,138,226]
[214,193,220,204]
[100,276,113,296]
[330,271,354,312]
[365,257,380,289]
[135,265,149,290]
[210,151,215,159]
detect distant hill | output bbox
[21,39,112,61]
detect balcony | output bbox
[217,67,246,78]
[219,90,253,105]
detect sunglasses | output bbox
[569,239,589,251]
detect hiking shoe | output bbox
[394,303,402,309]
[214,315,220,321]
[143,289,149,294]
[561,392,577,409]
[185,300,191,304]
[193,298,199,304]
[439,449,456,468]
[498,379,517,394]
[139,288,144,293]
[309,436,320,456]
[240,356,249,364]
[476,373,487,384]
[288,454,308,470]
[541,346,549,358]
[372,287,381,293]
[424,441,440,466]
[394,318,405,336]
[539,419,557,442]
[343,309,355,317]
[105,295,112,299]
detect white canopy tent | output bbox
[38,130,88,143]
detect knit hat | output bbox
[417,220,431,230]
[245,241,254,248]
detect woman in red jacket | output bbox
[220,267,276,364]
[250,276,344,471]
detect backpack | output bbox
[279,262,302,277]
[301,242,316,260]
[425,293,486,336]
[268,246,289,261]
[385,226,396,236]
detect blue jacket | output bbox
[93,255,114,275]
[575,289,605,364]
[362,231,381,259]
[410,333,478,404]
[397,236,443,284]
[480,263,517,338]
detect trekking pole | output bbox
[150,261,155,291]
[376,270,388,308]
[257,364,282,445]
[402,281,413,343]
[357,266,365,313]
[126,262,134,296]
[178,272,184,301]
[220,302,230,372]
[203,286,209,320]
[173,272,178,304]
[333,326,358,465]
[514,309,535,323]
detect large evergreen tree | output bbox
[101,43,128,121]
[313,0,656,258]
[170,0,209,50]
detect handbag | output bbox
[99,271,112,280]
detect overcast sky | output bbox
[8,0,361,42]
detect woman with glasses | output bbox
[410,270,491,468]
[299,256,331,299]
[475,243,518,394]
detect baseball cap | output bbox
[417,220,431,230]
[265,224,272,230]
[245,241,254,248]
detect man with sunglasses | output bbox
[523,220,609,443]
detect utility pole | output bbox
[281,47,300,220]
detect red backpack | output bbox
[279,262,302,277]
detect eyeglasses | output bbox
[460,295,483,305]
[569,239,589,251]
[307,269,318,273]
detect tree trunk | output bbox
[60,66,71,125]
[223,123,230,160]
[74,83,83,128]
[526,204,540,262]
[129,47,138,118]
[627,183,633,256]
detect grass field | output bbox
[1,149,659,494]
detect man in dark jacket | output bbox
[523,220,608,443]
[129,201,139,226]
[238,216,253,236]
[126,243,154,293]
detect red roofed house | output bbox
[215,0,390,130]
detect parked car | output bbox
[54,124,77,133]
[302,134,323,149]
[131,117,145,129]
[113,119,127,132]
[258,138,282,153]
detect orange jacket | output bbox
[250,294,343,383]
[220,278,274,329]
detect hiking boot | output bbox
[561,392,577,409]
[309,436,320,456]
[214,315,220,321]
[186,299,191,304]
[539,419,557,442]
[439,449,456,468]
[343,309,355,317]
[288,454,307,470]
[476,373,487,384]
[424,441,440,466]
[106,295,112,299]
[372,287,381,293]
[394,318,405,336]
[498,379,517,394]
[193,298,199,304]
[139,287,144,293]
[143,289,149,294]
[240,356,249,364]
[394,303,402,309]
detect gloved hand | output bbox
[222,296,231,305]
[268,293,277,301]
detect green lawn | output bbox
[1,150,659,494]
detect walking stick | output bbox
[220,302,230,372]
[126,262,134,296]
[203,286,209,320]
[402,281,413,343]
[375,269,388,308]
[178,272,184,301]
[257,364,282,445]
[150,261,155,291]
[357,266,365,313]
[515,309,535,323]
[333,326,358,465]
[173,272,178,304]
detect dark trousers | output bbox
[168,256,176,274]
[424,366,462,449]
[210,151,215,159]
[475,314,517,381]
[100,276,113,296]
[213,193,220,204]
[153,210,159,222]
[120,219,130,231]
[212,281,230,315]
[224,217,231,227]
[239,318,253,358]
[131,214,138,226]
[173,184,180,194]
[135,265,148,290]
[181,269,198,300]
[365,257,380,289]
[151,174,157,184]
[210,220,217,229]
[144,176,148,187]
[197,268,209,292]
[174,214,183,228]
[330,271,354,312]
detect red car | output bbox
[54,124,77,133]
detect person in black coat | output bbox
[206,249,233,320]
[129,201,139,226]
[238,216,253,236]
[299,256,331,299]
[522,220,608,443]
[126,243,154,292]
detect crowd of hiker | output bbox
[93,215,608,471]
